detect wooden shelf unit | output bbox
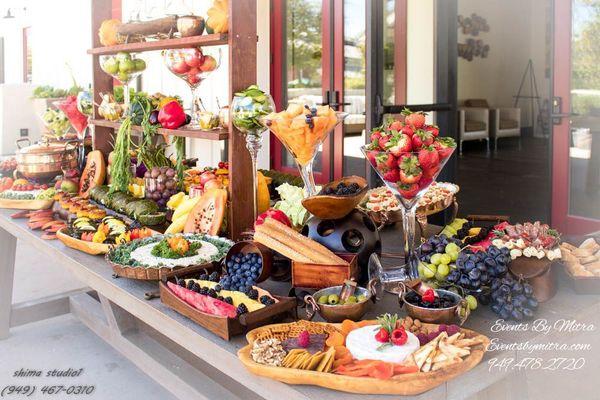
[90,0,257,240]
[87,33,228,55]
[89,119,229,140]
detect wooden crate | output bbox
[291,254,359,289]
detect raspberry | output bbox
[391,328,408,346]
[297,330,310,348]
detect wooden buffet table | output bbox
[0,208,598,400]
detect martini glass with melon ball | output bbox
[361,146,455,282]
[262,103,348,196]
[163,47,221,129]
[55,96,89,170]
[99,52,147,113]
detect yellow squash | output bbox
[206,0,229,33]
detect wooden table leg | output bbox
[0,227,17,339]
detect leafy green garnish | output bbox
[150,238,201,259]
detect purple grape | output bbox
[446,325,460,335]
[417,333,428,346]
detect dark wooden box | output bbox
[159,265,297,340]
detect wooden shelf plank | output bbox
[90,119,229,140]
[87,34,228,55]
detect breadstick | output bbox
[261,219,347,265]
[253,231,313,263]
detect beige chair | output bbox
[458,107,490,154]
[465,99,521,150]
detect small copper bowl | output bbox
[397,284,470,325]
[304,281,376,323]
[224,240,272,283]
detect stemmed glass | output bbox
[99,52,147,112]
[55,96,90,169]
[163,47,221,128]
[231,87,275,219]
[361,145,455,280]
[262,105,347,196]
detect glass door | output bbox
[551,0,600,234]
[271,0,333,183]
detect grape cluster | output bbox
[418,234,462,261]
[490,275,538,321]
[445,245,510,291]
[416,324,461,346]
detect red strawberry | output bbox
[425,125,439,137]
[383,168,400,183]
[366,151,377,167]
[398,183,420,199]
[387,133,412,157]
[433,137,456,160]
[378,135,391,150]
[422,164,440,179]
[391,328,408,346]
[411,130,434,149]
[375,327,390,343]
[401,125,414,137]
[399,155,422,184]
[388,120,403,132]
[419,176,433,189]
[422,289,435,303]
[418,146,440,171]
[403,109,426,129]
[370,130,382,142]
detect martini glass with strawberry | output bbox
[361,109,456,278]
[163,47,221,129]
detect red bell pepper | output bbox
[158,100,187,129]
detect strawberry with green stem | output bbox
[411,129,434,149]
[399,154,422,184]
[402,108,426,129]
[433,137,456,160]
[418,145,440,172]
[387,133,412,157]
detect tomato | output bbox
[255,208,292,228]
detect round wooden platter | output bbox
[0,198,54,210]
[238,322,490,396]
[106,258,187,281]
[56,228,111,255]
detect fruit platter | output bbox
[56,215,154,255]
[238,314,489,395]
[106,233,233,280]
[0,179,56,210]
[160,266,297,340]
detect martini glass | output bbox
[163,47,221,128]
[361,145,455,281]
[263,108,347,196]
[55,96,89,169]
[231,91,275,219]
[99,52,146,112]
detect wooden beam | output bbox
[228,0,258,240]
[91,0,115,158]
[0,227,16,339]
[10,289,88,328]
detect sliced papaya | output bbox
[183,188,227,236]
[79,150,106,198]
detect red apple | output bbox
[184,49,204,68]
[171,60,191,74]
[199,55,217,72]
[187,68,201,85]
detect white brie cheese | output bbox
[345,326,420,364]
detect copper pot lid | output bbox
[16,138,77,155]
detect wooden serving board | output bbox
[238,322,490,395]
[56,228,111,255]
[0,198,53,210]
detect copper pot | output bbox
[15,138,78,180]
[509,256,556,302]
[304,281,377,323]
[397,284,470,325]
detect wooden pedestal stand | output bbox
[89,0,257,240]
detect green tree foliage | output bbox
[287,0,322,88]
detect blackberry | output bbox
[192,283,201,293]
[199,286,209,296]
[237,303,249,315]
[208,289,218,298]
[177,278,186,287]
[265,298,276,305]
[246,288,259,300]
[224,297,234,305]
[259,295,271,305]
[214,284,222,292]
[217,296,224,301]
[199,273,209,281]
[209,271,219,282]
[187,280,195,290]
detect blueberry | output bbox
[227,261,233,268]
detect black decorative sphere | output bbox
[302,209,382,284]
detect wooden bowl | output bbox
[302,176,368,220]
[56,228,111,255]
[224,240,273,283]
